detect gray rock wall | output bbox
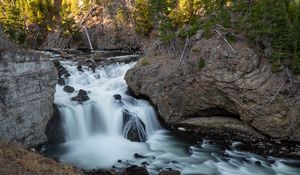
[0,37,57,147]
[125,35,300,141]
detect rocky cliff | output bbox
[0,34,57,147]
[125,32,300,141]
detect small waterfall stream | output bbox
[45,59,300,175]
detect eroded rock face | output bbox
[0,36,57,147]
[125,35,300,141]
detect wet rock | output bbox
[57,65,69,77]
[89,64,97,73]
[52,60,60,66]
[159,170,181,175]
[122,110,146,142]
[58,78,66,86]
[255,161,262,166]
[46,105,66,144]
[63,85,75,93]
[77,65,83,72]
[141,162,149,166]
[71,89,89,103]
[113,94,122,100]
[134,153,145,159]
[125,88,134,96]
[123,165,148,175]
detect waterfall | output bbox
[45,59,300,175]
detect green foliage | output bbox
[140,58,149,66]
[133,0,153,35]
[193,0,300,73]
[178,21,200,38]
[0,0,90,44]
[130,0,300,73]
[0,1,26,43]
[116,6,129,24]
[198,57,205,70]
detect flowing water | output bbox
[44,59,300,175]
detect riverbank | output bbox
[0,140,83,175]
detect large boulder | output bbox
[0,35,57,147]
[125,35,300,141]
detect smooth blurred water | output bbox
[45,60,300,175]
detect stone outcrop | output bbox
[125,33,300,141]
[0,35,57,147]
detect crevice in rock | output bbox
[45,104,66,144]
[196,107,240,119]
[125,87,170,129]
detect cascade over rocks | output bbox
[125,34,300,141]
[122,109,147,142]
[52,60,70,86]
[0,34,57,147]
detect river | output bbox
[43,57,300,175]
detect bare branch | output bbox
[268,81,285,106]
[215,29,237,54]
[177,36,189,68]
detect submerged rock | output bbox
[58,78,66,86]
[57,65,69,77]
[113,94,122,100]
[134,153,146,159]
[0,35,57,147]
[71,89,89,103]
[159,170,181,175]
[122,110,146,142]
[63,85,75,93]
[52,60,60,67]
[77,65,83,72]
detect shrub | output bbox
[198,57,205,70]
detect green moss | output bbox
[198,57,205,70]
[140,58,149,66]
[191,47,199,52]
[226,33,238,43]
